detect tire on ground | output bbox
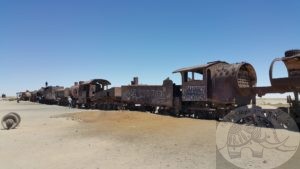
[8,112,21,125]
[1,113,20,129]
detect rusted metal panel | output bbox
[94,87,121,98]
[182,85,206,101]
[91,87,122,109]
[182,80,207,101]
[121,79,174,107]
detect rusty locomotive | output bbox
[20,50,300,123]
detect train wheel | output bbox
[224,106,298,131]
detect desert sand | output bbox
[0,99,299,169]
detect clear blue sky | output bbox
[0,0,299,96]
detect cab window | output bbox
[184,72,203,82]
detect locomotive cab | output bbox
[174,61,257,109]
[173,61,226,103]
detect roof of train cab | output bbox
[81,79,111,86]
[173,61,227,74]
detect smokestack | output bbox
[131,77,139,85]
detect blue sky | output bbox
[0,0,299,97]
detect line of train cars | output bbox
[17,50,300,122]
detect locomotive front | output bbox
[208,62,257,106]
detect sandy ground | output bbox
[0,99,299,169]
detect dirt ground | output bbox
[0,99,299,169]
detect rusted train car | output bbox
[77,79,111,108]
[121,50,300,122]
[173,61,257,117]
[22,82,79,106]
[75,79,122,110]
[121,77,180,114]
[120,61,257,118]
[39,86,64,104]
[20,49,300,123]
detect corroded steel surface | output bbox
[121,78,175,107]
[174,61,257,106]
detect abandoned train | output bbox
[18,50,300,122]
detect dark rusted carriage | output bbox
[172,49,300,119]
[77,79,111,108]
[39,86,64,104]
[121,78,180,113]
[55,88,71,106]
